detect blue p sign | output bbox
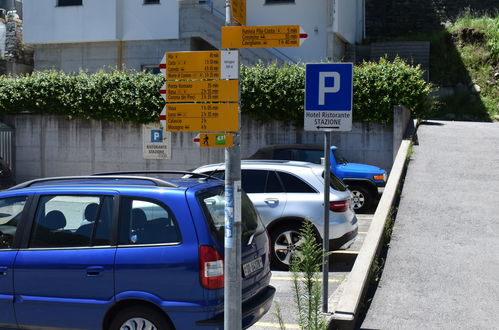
[151,130,163,142]
[305,63,353,111]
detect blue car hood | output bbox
[336,162,385,175]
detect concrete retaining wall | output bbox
[4,108,410,183]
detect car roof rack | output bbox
[94,170,223,181]
[7,175,180,190]
[92,170,217,180]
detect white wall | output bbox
[23,0,118,43]
[246,0,329,62]
[333,0,363,44]
[120,1,179,41]
[23,0,179,44]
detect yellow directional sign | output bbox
[166,103,239,132]
[166,80,239,103]
[165,51,221,80]
[222,25,305,48]
[231,0,246,26]
[195,133,235,148]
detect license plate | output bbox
[243,257,263,277]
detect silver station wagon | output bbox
[194,160,358,270]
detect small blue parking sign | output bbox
[304,63,353,131]
[151,129,163,142]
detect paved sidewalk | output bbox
[361,120,499,329]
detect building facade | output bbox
[23,0,364,72]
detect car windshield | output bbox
[332,149,348,164]
[198,186,265,243]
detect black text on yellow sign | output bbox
[165,103,239,132]
[165,51,221,80]
[231,0,246,26]
[196,133,235,148]
[166,80,239,103]
[222,25,303,48]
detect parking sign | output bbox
[304,63,353,131]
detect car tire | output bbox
[269,222,315,271]
[349,184,373,213]
[109,305,172,330]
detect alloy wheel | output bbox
[120,317,157,330]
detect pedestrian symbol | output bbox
[203,135,209,145]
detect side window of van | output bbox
[0,196,27,249]
[29,195,113,248]
[118,197,181,245]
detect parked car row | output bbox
[0,145,379,329]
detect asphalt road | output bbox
[361,120,499,329]
[251,214,373,329]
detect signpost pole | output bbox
[322,131,331,313]
[224,1,242,329]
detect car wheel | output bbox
[349,184,373,213]
[269,223,308,271]
[109,306,172,330]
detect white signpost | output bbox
[304,63,353,313]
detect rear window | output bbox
[198,186,265,243]
[324,172,348,192]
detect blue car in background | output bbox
[248,144,387,213]
[0,172,274,329]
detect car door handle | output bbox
[86,266,104,276]
[264,198,279,205]
[0,266,7,276]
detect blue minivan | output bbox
[0,173,275,329]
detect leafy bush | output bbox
[353,57,434,124]
[241,58,433,126]
[0,70,164,123]
[240,62,305,124]
[0,58,433,126]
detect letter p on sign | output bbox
[318,72,340,105]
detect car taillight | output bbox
[199,246,224,290]
[330,200,349,212]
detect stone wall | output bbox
[4,110,410,184]
[366,0,498,39]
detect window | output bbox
[144,0,160,4]
[198,186,264,243]
[0,196,27,249]
[277,171,316,193]
[265,0,294,3]
[274,148,323,164]
[118,197,180,245]
[57,0,82,6]
[29,195,113,248]
[266,171,284,193]
[241,170,267,193]
[141,65,161,75]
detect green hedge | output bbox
[241,57,434,125]
[0,70,164,123]
[0,57,433,126]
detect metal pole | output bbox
[224,1,242,329]
[322,131,331,313]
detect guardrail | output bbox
[328,125,415,329]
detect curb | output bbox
[327,120,417,330]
